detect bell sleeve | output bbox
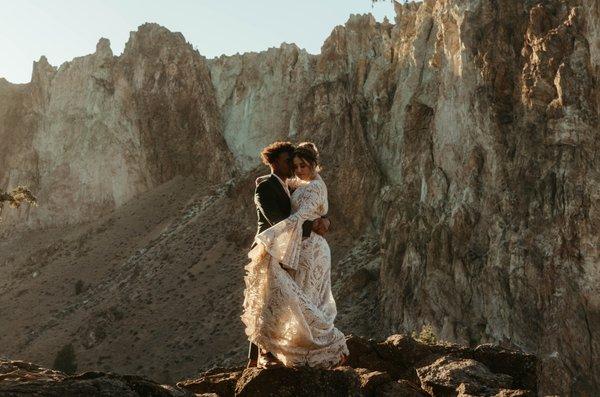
[252,179,327,271]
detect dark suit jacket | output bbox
[253,174,313,247]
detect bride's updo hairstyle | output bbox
[293,142,322,173]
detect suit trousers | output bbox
[248,341,258,361]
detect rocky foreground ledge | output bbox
[0,334,536,396]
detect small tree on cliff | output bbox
[0,186,37,221]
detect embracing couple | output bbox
[241,141,349,369]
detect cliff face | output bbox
[0,1,598,395]
[377,2,599,396]
[0,23,233,229]
[208,1,600,394]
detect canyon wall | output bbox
[208,1,600,394]
[376,2,599,396]
[0,24,233,229]
[1,1,598,395]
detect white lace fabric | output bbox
[241,175,348,367]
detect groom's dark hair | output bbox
[260,141,295,165]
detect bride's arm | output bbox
[288,180,327,223]
[254,179,327,271]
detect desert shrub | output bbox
[53,343,78,374]
[0,186,37,221]
[412,323,437,344]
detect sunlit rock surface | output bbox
[0,23,233,229]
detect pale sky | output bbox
[0,0,398,84]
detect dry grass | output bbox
[0,185,38,221]
[412,324,437,344]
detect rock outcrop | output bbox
[0,1,598,395]
[0,334,536,397]
[0,360,196,397]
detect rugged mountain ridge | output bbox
[1,24,233,229]
[0,1,598,395]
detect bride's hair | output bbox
[294,142,322,172]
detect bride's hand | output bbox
[312,218,330,236]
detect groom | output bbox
[247,141,330,368]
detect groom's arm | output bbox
[256,182,298,277]
[302,220,314,237]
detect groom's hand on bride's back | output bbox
[312,217,331,236]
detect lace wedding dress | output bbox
[241,174,349,367]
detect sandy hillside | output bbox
[0,171,381,383]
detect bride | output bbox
[241,142,349,368]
